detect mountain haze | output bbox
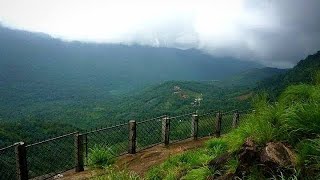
[0,26,287,147]
[0,25,261,94]
[258,51,320,98]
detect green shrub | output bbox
[146,149,212,180]
[296,138,320,167]
[279,85,315,105]
[148,83,320,179]
[181,167,211,180]
[178,149,212,167]
[222,107,282,152]
[205,138,228,156]
[283,103,320,142]
[224,157,239,174]
[88,145,115,168]
[145,166,165,180]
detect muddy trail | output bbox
[62,137,209,180]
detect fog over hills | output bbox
[0,25,261,96]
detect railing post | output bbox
[75,133,84,172]
[162,116,170,146]
[191,114,199,140]
[15,142,28,180]
[232,110,240,128]
[128,120,137,154]
[215,112,222,138]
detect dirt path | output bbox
[62,137,209,180]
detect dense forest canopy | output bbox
[0,26,301,147]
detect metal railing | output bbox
[0,109,251,180]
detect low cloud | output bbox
[0,0,320,68]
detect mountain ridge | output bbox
[258,50,320,98]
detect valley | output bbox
[0,26,283,147]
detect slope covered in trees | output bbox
[0,26,280,147]
[90,51,320,179]
[258,51,320,98]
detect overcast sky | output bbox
[0,0,320,68]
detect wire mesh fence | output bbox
[83,123,128,166]
[221,111,235,135]
[198,111,217,138]
[0,109,252,180]
[0,144,16,180]
[239,109,253,124]
[136,116,164,150]
[26,132,77,179]
[169,113,193,142]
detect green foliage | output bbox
[0,80,253,147]
[146,149,213,180]
[88,145,116,168]
[220,100,283,152]
[0,119,78,147]
[224,157,239,174]
[91,168,141,180]
[181,167,211,180]
[0,24,282,147]
[279,84,320,105]
[224,67,287,87]
[213,83,320,178]
[258,50,320,99]
[243,166,266,180]
[152,81,320,179]
[314,71,320,85]
[205,138,228,156]
[283,103,320,142]
[296,138,320,168]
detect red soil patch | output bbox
[62,137,209,179]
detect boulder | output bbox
[260,142,296,167]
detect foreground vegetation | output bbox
[90,78,320,179]
[148,82,320,179]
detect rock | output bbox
[53,174,63,179]
[206,140,297,179]
[260,142,296,167]
[238,138,259,166]
[208,153,231,170]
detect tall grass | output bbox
[88,145,116,168]
[146,147,220,180]
[91,168,141,180]
[146,83,320,178]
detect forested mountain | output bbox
[0,25,286,147]
[224,67,287,87]
[0,25,260,93]
[0,25,260,120]
[258,51,320,98]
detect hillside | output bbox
[0,120,78,147]
[0,66,284,147]
[0,26,287,148]
[0,25,260,93]
[0,26,271,147]
[223,67,287,87]
[86,53,320,179]
[258,51,320,98]
[114,81,252,119]
[0,25,260,121]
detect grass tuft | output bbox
[88,145,116,168]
